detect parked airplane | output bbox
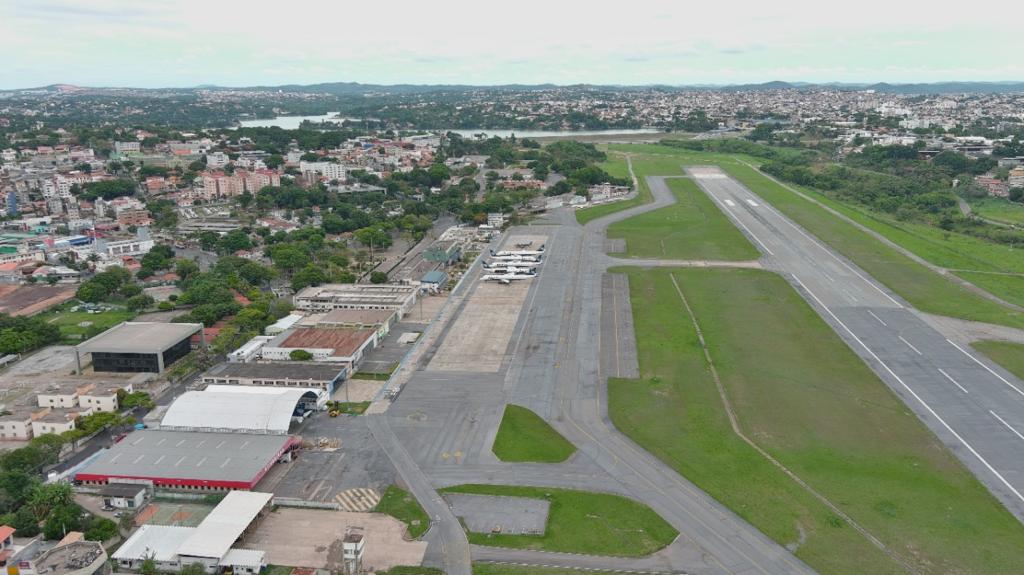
[481,271,536,284]
[491,244,545,257]
[488,253,542,263]
[483,259,541,270]
[483,265,537,274]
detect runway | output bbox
[690,166,1024,522]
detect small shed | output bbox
[420,270,448,292]
[101,482,148,509]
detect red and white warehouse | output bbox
[75,430,301,491]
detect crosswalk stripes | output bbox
[334,487,381,512]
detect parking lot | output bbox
[239,507,426,570]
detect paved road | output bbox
[690,166,1024,522]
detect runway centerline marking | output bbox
[867,310,887,326]
[793,274,1024,505]
[990,410,1024,442]
[898,335,922,356]
[947,339,1024,398]
[724,199,736,207]
[938,368,969,394]
[745,199,759,207]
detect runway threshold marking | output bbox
[705,192,775,256]
[867,310,887,326]
[793,274,1024,505]
[898,335,922,356]
[938,368,969,394]
[947,339,1024,398]
[990,410,1024,442]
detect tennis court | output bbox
[135,501,214,527]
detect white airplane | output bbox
[488,253,542,263]
[481,271,536,284]
[483,259,541,270]
[491,244,545,257]
[483,265,537,274]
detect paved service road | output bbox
[690,166,1024,522]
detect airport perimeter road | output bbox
[690,167,1024,522]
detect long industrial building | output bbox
[75,321,204,374]
[158,386,324,435]
[75,430,300,490]
[292,283,418,319]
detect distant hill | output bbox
[7,80,1024,96]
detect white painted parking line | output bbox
[990,410,1024,442]
[745,199,759,207]
[898,335,922,356]
[947,339,1024,398]
[793,274,1024,505]
[938,368,969,394]
[867,310,887,326]
[724,199,736,207]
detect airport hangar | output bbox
[75,321,204,374]
[74,387,321,490]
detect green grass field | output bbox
[608,267,1024,575]
[441,484,678,557]
[39,308,135,342]
[968,197,1024,226]
[492,405,576,463]
[717,162,1024,329]
[374,485,430,539]
[607,177,759,260]
[972,340,1024,380]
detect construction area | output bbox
[427,234,546,373]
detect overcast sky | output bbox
[2,0,1024,89]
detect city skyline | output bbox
[3,0,1024,90]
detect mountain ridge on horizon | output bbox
[9,80,1024,95]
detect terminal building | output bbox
[75,322,204,374]
[293,283,418,319]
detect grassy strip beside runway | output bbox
[721,162,1024,330]
[374,484,431,539]
[473,565,622,575]
[973,340,1024,380]
[607,177,759,260]
[492,405,576,463]
[609,267,1024,575]
[440,484,678,557]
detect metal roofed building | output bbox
[75,322,204,374]
[74,430,300,490]
[201,362,347,395]
[158,387,322,435]
[259,327,377,368]
[293,283,418,319]
[176,491,272,569]
[112,490,271,575]
[112,525,195,572]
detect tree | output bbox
[75,281,109,303]
[291,265,327,291]
[84,517,118,542]
[125,294,155,311]
[289,349,313,361]
[175,258,200,280]
[11,505,40,537]
[43,504,82,540]
[140,557,157,575]
[238,190,253,209]
[370,271,388,284]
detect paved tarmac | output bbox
[689,166,1024,522]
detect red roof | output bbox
[0,525,15,541]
